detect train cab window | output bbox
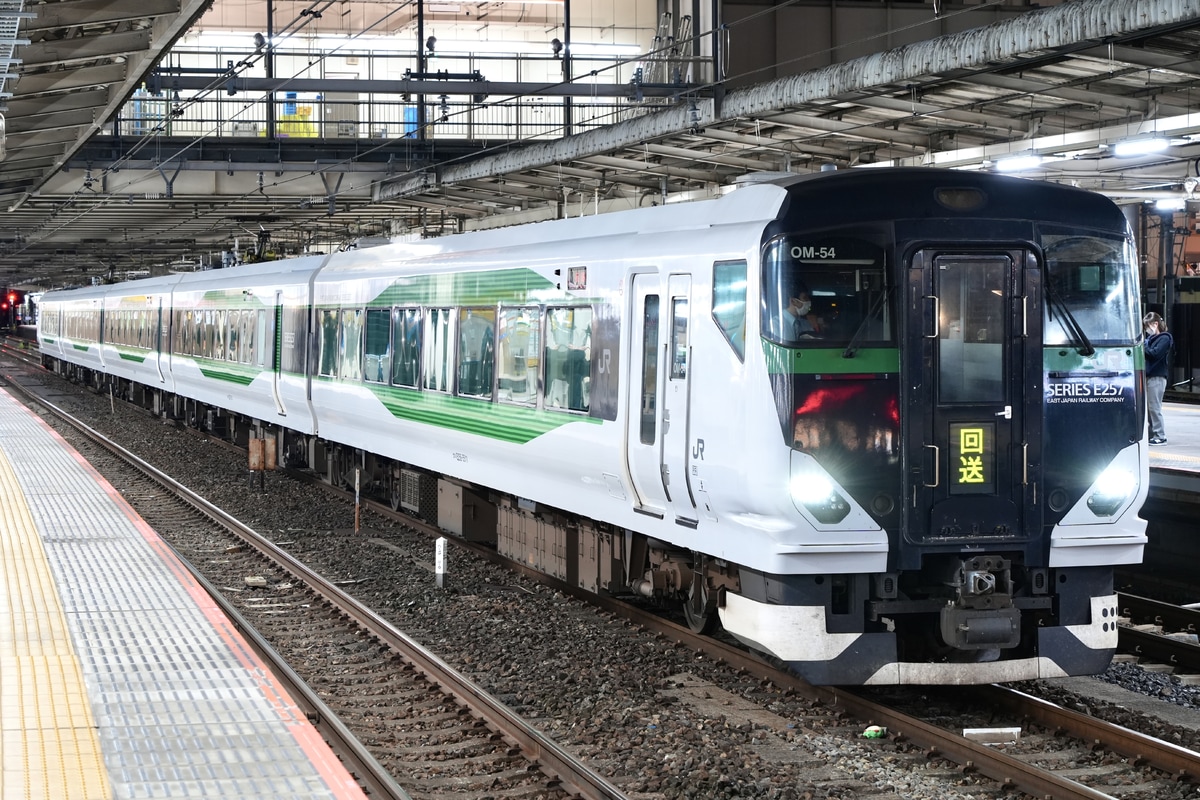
[391,308,422,388]
[1041,231,1139,346]
[762,235,891,347]
[545,307,592,412]
[423,307,453,392]
[364,308,391,383]
[712,260,747,359]
[318,309,339,376]
[937,256,1006,404]
[458,308,496,398]
[339,309,364,381]
[497,307,540,405]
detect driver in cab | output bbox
[778,281,821,341]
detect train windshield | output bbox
[761,235,891,347]
[1040,229,1139,347]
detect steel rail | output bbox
[978,684,1200,785]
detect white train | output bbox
[38,167,1148,684]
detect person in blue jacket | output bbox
[1144,311,1173,445]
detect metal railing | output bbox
[116,46,671,142]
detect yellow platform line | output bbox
[0,447,111,800]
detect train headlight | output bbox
[789,473,852,524]
[1086,466,1137,517]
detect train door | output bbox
[626,273,668,516]
[624,273,697,524]
[154,298,166,383]
[905,249,1041,555]
[272,291,287,416]
[662,275,698,524]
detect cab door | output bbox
[904,249,1041,559]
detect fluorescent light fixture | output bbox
[995,154,1042,172]
[1113,137,1168,157]
[1155,198,1186,211]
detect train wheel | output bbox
[683,570,717,635]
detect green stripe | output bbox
[762,341,900,374]
[196,360,261,385]
[118,351,147,363]
[365,383,598,443]
[367,268,558,307]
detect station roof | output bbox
[3,0,1200,288]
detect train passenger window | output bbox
[339,309,363,381]
[497,307,540,405]
[458,308,495,398]
[423,308,452,392]
[318,309,339,376]
[545,307,592,412]
[712,260,747,359]
[363,308,391,383]
[639,296,659,445]
[226,311,239,361]
[198,309,209,357]
[391,308,422,388]
[1041,232,1139,346]
[214,310,226,361]
[670,298,688,379]
[761,235,890,347]
[238,311,252,363]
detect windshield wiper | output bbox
[1045,280,1095,356]
[842,287,892,358]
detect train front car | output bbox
[747,168,1147,685]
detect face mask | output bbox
[796,301,812,316]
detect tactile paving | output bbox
[0,388,365,799]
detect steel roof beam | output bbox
[21,0,182,32]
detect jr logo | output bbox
[692,438,705,460]
[598,348,612,374]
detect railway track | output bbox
[5,341,1200,799]
[0,361,623,800]
[1117,592,1200,676]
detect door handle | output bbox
[923,444,939,487]
[995,406,1012,419]
[924,295,939,339]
